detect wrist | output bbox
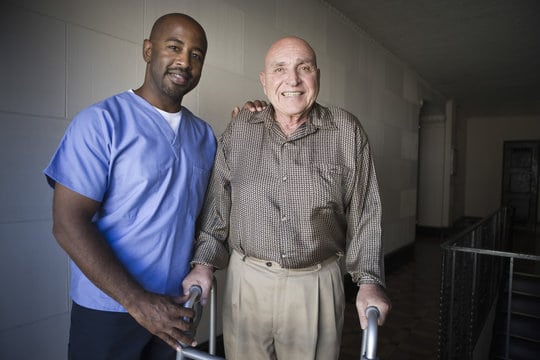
[193,262,214,273]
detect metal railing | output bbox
[437,207,540,359]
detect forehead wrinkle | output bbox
[268,58,315,68]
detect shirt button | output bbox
[281,216,287,221]
[266,262,272,267]
[282,176,287,181]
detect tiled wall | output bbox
[0,0,442,358]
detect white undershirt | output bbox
[129,89,182,134]
[154,107,182,135]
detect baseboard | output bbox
[416,225,451,237]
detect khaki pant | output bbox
[223,250,345,360]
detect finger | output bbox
[253,100,264,111]
[175,290,189,304]
[181,283,209,306]
[231,107,240,119]
[200,282,213,306]
[159,332,184,352]
[241,101,255,111]
[170,326,198,348]
[178,307,195,323]
[200,293,208,306]
[359,315,368,330]
[377,304,390,325]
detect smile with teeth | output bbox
[282,91,302,97]
[168,72,189,85]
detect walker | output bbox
[177,281,380,360]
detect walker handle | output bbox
[183,286,202,316]
[178,285,203,348]
[177,282,224,360]
[360,306,380,360]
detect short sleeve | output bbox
[44,106,111,201]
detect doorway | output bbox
[501,140,540,231]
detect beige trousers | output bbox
[223,250,345,360]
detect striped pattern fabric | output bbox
[193,103,384,286]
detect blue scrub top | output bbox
[44,91,217,312]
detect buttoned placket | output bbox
[277,137,291,265]
[274,122,318,267]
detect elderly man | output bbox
[184,36,390,360]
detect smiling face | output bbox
[140,14,207,112]
[259,37,320,123]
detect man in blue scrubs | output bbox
[44,13,216,359]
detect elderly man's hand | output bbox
[231,100,268,118]
[181,264,214,306]
[355,283,391,329]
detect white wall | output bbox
[417,100,455,228]
[0,0,441,358]
[465,115,540,218]
[418,115,446,227]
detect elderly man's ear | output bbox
[231,100,268,118]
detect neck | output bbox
[133,86,183,113]
[275,116,307,136]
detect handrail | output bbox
[437,207,539,359]
[443,246,540,261]
[441,208,503,247]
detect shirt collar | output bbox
[248,103,338,131]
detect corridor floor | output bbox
[339,234,442,359]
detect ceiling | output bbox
[325,0,540,114]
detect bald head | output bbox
[150,13,207,53]
[264,36,317,70]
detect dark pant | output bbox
[69,302,176,360]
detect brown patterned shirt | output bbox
[193,103,384,286]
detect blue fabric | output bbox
[44,91,216,312]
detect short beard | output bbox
[161,84,186,104]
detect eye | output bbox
[274,67,284,73]
[168,45,180,52]
[191,52,203,61]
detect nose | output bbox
[175,50,191,70]
[286,69,300,86]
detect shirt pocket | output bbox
[309,163,348,213]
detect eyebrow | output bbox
[164,38,205,54]
[269,58,315,67]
